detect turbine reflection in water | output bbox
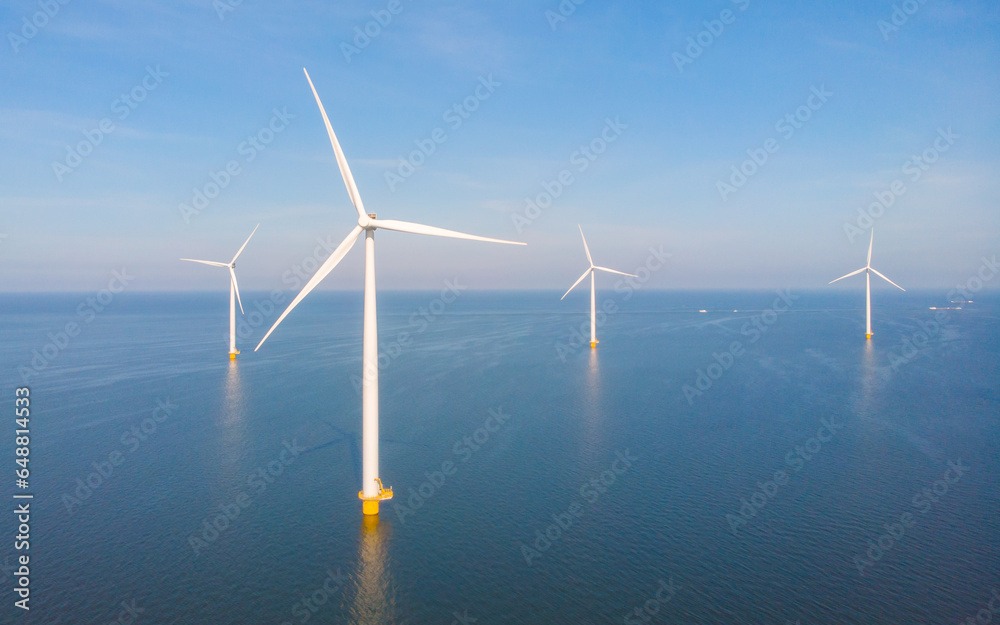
[860,339,876,407]
[223,360,245,426]
[218,360,249,481]
[582,348,605,449]
[587,347,600,384]
[854,339,881,458]
[348,517,397,624]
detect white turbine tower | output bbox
[181,224,259,359]
[829,229,905,339]
[561,225,636,348]
[255,68,525,517]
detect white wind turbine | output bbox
[181,224,259,359]
[829,229,905,339]
[561,225,636,348]
[255,68,525,517]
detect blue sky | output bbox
[1,0,998,291]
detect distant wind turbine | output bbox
[255,68,525,517]
[181,224,259,359]
[829,229,905,339]
[561,225,636,348]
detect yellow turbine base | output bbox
[590,341,598,348]
[359,485,393,516]
[865,333,872,340]
[229,353,236,360]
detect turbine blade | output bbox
[231,223,260,264]
[593,265,638,278]
[369,218,526,245]
[867,229,874,267]
[255,225,364,351]
[578,225,593,266]
[179,258,229,268]
[229,267,244,314]
[561,268,592,300]
[303,68,366,218]
[870,267,905,291]
[828,267,866,284]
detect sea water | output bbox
[0,290,997,624]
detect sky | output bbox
[1,0,998,292]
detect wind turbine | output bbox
[561,225,636,348]
[181,224,259,359]
[255,68,525,516]
[829,229,905,339]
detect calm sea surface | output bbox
[1,290,997,624]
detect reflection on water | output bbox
[348,517,397,625]
[853,339,882,460]
[219,360,248,480]
[582,348,604,447]
[14,291,995,625]
[587,347,600,384]
[224,359,245,426]
[859,340,876,407]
